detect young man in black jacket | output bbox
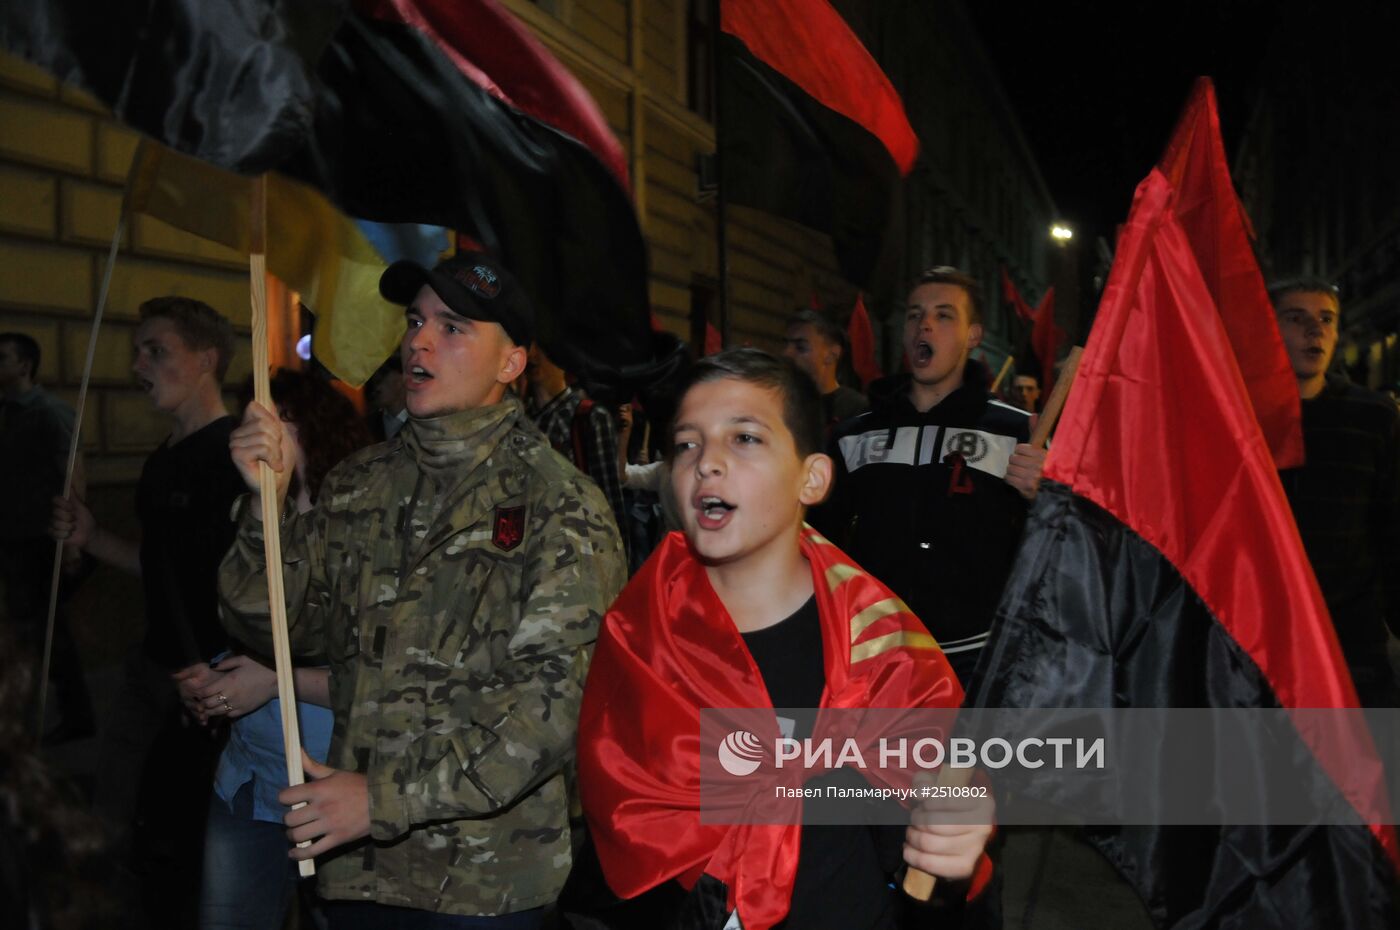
[1271,277,1400,707]
[811,267,1045,687]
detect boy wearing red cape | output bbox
[570,349,993,929]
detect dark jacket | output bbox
[1280,374,1400,702]
[811,363,1031,671]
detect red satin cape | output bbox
[578,528,988,929]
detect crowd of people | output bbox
[1,249,1396,928]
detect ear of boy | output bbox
[798,453,834,508]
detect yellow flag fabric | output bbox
[127,141,406,386]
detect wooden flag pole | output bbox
[904,346,1083,902]
[1030,346,1083,449]
[249,175,315,877]
[36,213,124,741]
[989,355,1015,395]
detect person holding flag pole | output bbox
[219,247,626,927]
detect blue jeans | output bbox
[200,782,306,930]
[323,902,545,929]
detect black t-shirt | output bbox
[559,597,964,929]
[135,416,245,669]
[1280,376,1400,695]
[741,597,905,930]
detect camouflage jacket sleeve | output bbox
[218,493,332,660]
[366,478,626,840]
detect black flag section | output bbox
[967,483,1400,928]
[719,33,899,291]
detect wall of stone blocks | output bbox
[0,52,258,661]
[0,53,254,488]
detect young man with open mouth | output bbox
[812,267,1046,689]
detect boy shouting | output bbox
[573,349,992,929]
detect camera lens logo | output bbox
[718,730,765,777]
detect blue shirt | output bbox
[214,693,335,823]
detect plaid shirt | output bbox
[534,387,630,559]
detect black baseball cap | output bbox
[379,252,534,347]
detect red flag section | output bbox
[969,166,1397,925]
[721,0,918,176]
[846,293,881,388]
[1001,267,1035,322]
[1029,286,1062,394]
[704,321,723,357]
[1047,169,1396,862]
[367,0,630,192]
[579,530,984,929]
[718,0,917,289]
[1158,77,1303,469]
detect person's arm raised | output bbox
[228,402,295,518]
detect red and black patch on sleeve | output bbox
[492,505,525,551]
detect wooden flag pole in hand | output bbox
[989,355,1015,395]
[1030,346,1083,449]
[36,213,124,741]
[248,176,315,878]
[901,764,976,902]
[904,346,1083,902]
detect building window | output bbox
[687,0,715,121]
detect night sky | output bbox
[965,0,1277,250]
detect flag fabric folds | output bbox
[1029,285,1062,395]
[0,0,338,174]
[1158,77,1303,469]
[281,0,653,387]
[719,0,918,290]
[967,169,1398,927]
[127,142,409,386]
[375,0,629,193]
[847,293,882,388]
[1003,268,1062,393]
[1001,267,1035,323]
[578,528,984,930]
[4,0,655,390]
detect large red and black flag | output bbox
[966,169,1399,926]
[718,0,917,290]
[1158,77,1303,469]
[2,0,656,389]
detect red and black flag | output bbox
[2,0,655,389]
[1158,77,1303,468]
[719,0,918,290]
[967,170,1399,926]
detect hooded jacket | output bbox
[810,362,1030,672]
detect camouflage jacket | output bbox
[219,397,625,915]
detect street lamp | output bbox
[1051,224,1074,242]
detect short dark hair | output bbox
[785,309,846,351]
[0,332,40,379]
[672,347,824,457]
[910,266,983,325]
[1268,276,1341,310]
[138,297,235,381]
